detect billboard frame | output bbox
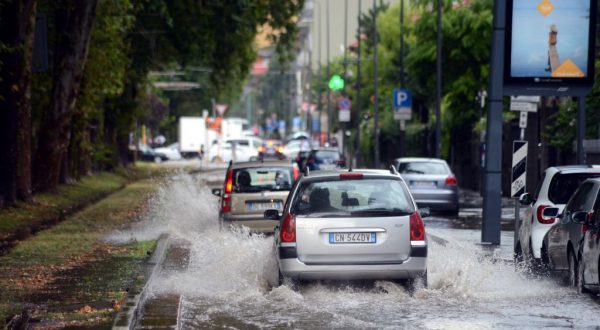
[503,0,598,96]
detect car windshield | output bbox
[291,178,415,217]
[549,172,600,204]
[398,161,448,175]
[233,167,294,192]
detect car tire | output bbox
[567,249,578,287]
[154,156,162,163]
[577,258,591,294]
[407,271,427,294]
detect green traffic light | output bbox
[328,75,344,91]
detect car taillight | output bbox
[340,173,363,180]
[536,205,555,224]
[277,146,284,153]
[281,213,296,243]
[221,169,233,213]
[445,176,457,186]
[292,165,300,180]
[582,212,594,234]
[410,212,425,241]
[258,146,265,153]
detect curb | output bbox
[112,234,170,330]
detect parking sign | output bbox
[393,89,412,109]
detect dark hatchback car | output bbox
[543,178,600,286]
[137,144,168,163]
[258,139,285,160]
[305,148,345,171]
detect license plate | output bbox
[329,232,376,244]
[247,202,282,211]
[412,181,436,187]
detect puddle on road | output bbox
[112,174,600,329]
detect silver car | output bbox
[266,168,429,291]
[393,157,459,215]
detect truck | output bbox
[178,117,207,158]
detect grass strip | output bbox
[0,163,173,245]
[0,178,161,328]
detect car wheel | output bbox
[577,258,591,294]
[567,249,578,287]
[154,156,162,163]
[407,271,427,294]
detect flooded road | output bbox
[116,172,600,329]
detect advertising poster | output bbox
[509,0,592,80]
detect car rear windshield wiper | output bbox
[350,208,413,216]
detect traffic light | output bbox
[328,75,344,91]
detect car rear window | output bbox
[233,167,293,192]
[314,150,340,161]
[549,173,600,204]
[398,162,448,175]
[291,179,415,217]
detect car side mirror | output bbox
[571,211,589,225]
[212,188,222,197]
[542,207,560,219]
[419,207,431,218]
[264,209,281,220]
[519,193,532,206]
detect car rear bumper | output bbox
[411,190,458,211]
[278,256,427,280]
[222,218,278,233]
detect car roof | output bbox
[394,157,447,163]
[550,165,600,174]
[231,159,295,169]
[301,168,400,180]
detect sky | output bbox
[510,0,590,77]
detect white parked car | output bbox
[153,143,182,161]
[210,137,262,163]
[516,165,600,267]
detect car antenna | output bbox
[389,164,399,175]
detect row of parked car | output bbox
[515,165,600,293]
[212,156,460,290]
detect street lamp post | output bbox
[373,0,380,168]
[326,0,331,145]
[435,0,442,158]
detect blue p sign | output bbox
[393,89,412,109]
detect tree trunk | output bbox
[34,0,98,192]
[0,0,37,205]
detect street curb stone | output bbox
[112,234,169,330]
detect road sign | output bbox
[394,111,411,121]
[338,97,351,110]
[519,111,528,128]
[511,141,528,198]
[393,89,412,109]
[339,109,350,122]
[510,96,541,103]
[510,101,537,112]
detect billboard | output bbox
[504,0,597,95]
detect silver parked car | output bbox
[266,167,429,291]
[393,157,459,215]
[543,178,600,285]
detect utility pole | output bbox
[326,0,331,145]
[399,0,405,158]
[435,0,442,158]
[373,0,380,168]
[355,0,362,167]
[343,0,348,158]
[482,0,505,245]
